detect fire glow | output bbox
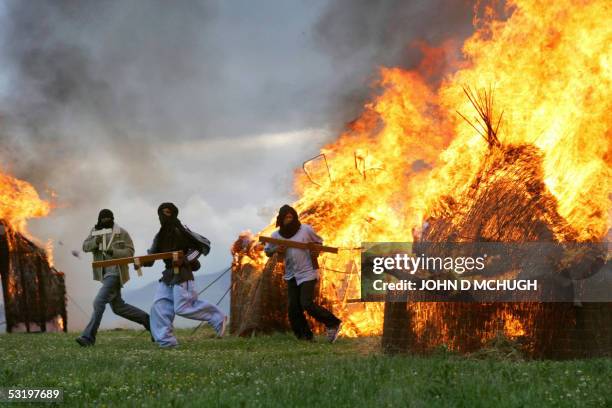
[0,168,55,264]
[0,169,52,235]
[233,0,611,338]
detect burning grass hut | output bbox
[0,220,67,333]
[382,90,612,358]
[382,139,612,358]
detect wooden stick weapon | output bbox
[258,236,338,254]
[92,251,184,276]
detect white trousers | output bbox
[150,280,225,347]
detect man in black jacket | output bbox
[143,202,227,348]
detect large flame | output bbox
[238,0,610,337]
[426,0,611,241]
[0,168,52,235]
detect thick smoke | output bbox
[0,1,337,199]
[313,0,476,126]
[0,0,223,201]
[0,0,479,198]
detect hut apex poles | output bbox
[258,236,339,254]
[92,251,184,275]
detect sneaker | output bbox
[75,336,93,347]
[216,315,228,338]
[326,323,342,344]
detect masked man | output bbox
[264,205,342,343]
[76,209,150,347]
[144,203,227,348]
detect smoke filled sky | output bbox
[0,0,474,330]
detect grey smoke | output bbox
[314,0,476,126]
[0,0,478,196]
[0,0,220,201]
[0,0,337,200]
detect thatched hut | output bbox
[0,220,67,333]
[382,91,611,358]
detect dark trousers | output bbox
[81,274,149,343]
[287,278,340,340]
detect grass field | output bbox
[0,329,611,407]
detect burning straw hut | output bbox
[0,220,67,333]
[382,90,612,358]
[230,234,289,336]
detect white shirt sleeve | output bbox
[306,225,323,244]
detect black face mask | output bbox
[95,209,115,230]
[157,202,179,226]
[276,205,301,239]
[97,219,114,230]
[159,214,175,227]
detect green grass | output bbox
[0,329,610,407]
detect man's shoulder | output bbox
[270,230,281,239]
[300,224,315,233]
[183,224,211,248]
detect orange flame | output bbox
[426,0,611,241]
[0,168,52,235]
[242,0,611,337]
[503,311,525,338]
[54,315,65,332]
[44,239,55,267]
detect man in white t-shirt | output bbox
[264,205,341,343]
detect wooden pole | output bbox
[258,236,338,254]
[92,251,184,269]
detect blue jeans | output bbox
[150,280,225,347]
[81,274,149,343]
